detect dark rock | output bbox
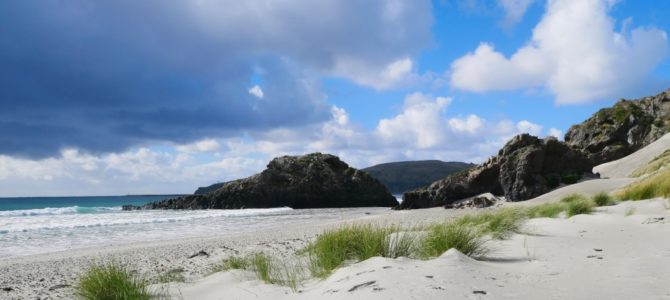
[145,153,398,209]
[565,89,670,165]
[473,290,487,295]
[194,182,228,195]
[348,281,376,292]
[121,205,142,211]
[48,284,70,291]
[188,250,210,258]
[448,194,498,209]
[398,134,593,209]
[2,287,12,292]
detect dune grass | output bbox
[565,198,595,217]
[157,268,185,283]
[76,262,151,300]
[616,167,670,201]
[560,194,588,203]
[418,222,488,258]
[306,224,416,277]
[592,192,615,206]
[454,208,526,239]
[250,253,304,291]
[630,149,670,177]
[525,202,565,218]
[212,255,250,273]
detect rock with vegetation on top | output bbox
[138,153,398,209]
[565,89,670,165]
[397,134,593,209]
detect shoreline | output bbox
[0,207,464,299]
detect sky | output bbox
[0,0,669,196]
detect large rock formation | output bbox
[397,134,593,209]
[140,153,398,209]
[565,89,670,165]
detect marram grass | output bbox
[76,262,151,300]
[565,198,595,217]
[454,207,526,239]
[306,224,417,277]
[525,202,564,218]
[592,192,615,206]
[418,222,488,259]
[630,149,670,177]
[616,167,670,201]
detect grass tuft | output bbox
[250,252,304,291]
[592,192,615,206]
[630,149,670,177]
[454,208,526,239]
[565,198,595,217]
[158,268,185,283]
[251,253,272,283]
[525,202,565,218]
[418,222,488,259]
[616,168,670,201]
[76,262,151,300]
[560,194,588,203]
[306,224,416,277]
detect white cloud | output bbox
[448,115,485,134]
[497,0,535,27]
[516,120,543,135]
[0,147,265,197]
[548,127,563,139]
[450,0,669,104]
[248,85,264,99]
[377,93,452,148]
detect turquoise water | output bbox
[0,195,176,211]
[0,195,386,259]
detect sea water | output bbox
[0,196,385,259]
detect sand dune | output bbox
[166,199,670,300]
[594,133,670,179]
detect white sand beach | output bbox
[168,199,670,300]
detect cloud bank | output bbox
[0,0,433,158]
[450,0,669,104]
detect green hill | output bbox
[362,160,474,194]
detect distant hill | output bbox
[362,160,474,194]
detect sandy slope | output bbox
[166,199,670,300]
[594,133,670,178]
[515,133,670,206]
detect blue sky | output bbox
[0,0,668,196]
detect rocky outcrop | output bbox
[397,134,593,209]
[138,153,398,209]
[194,182,227,195]
[565,89,670,165]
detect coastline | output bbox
[0,207,464,299]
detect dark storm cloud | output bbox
[0,0,432,158]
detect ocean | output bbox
[0,196,386,259]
